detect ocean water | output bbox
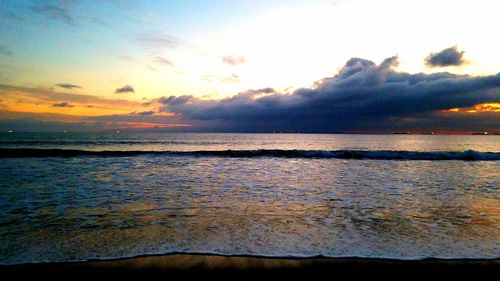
[0,133,499,264]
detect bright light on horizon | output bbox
[0,0,498,132]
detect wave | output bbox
[0,148,498,160]
[3,251,499,265]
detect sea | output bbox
[0,132,498,264]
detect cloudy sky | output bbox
[0,0,499,132]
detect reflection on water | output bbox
[0,156,498,263]
[0,132,499,152]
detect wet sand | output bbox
[1,254,498,277]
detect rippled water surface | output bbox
[0,133,499,263]
[1,132,499,152]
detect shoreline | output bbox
[1,254,498,276]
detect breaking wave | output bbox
[0,148,498,160]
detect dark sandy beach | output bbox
[1,254,498,277]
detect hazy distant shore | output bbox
[1,254,498,276]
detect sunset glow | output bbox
[445,103,500,113]
[0,0,499,132]
[1,1,500,274]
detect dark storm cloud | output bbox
[115,85,135,94]
[425,46,466,67]
[30,4,74,25]
[52,102,74,108]
[159,95,196,106]
[0,44,13,56]
[222,55,246,65]
[158,56,500,132]
[56,83,81,89]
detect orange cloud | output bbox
[0,84,151,116]
[444,103,500,113]
[0,84,190,131]
[0,110,192,131]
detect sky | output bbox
[0,0,499,133]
